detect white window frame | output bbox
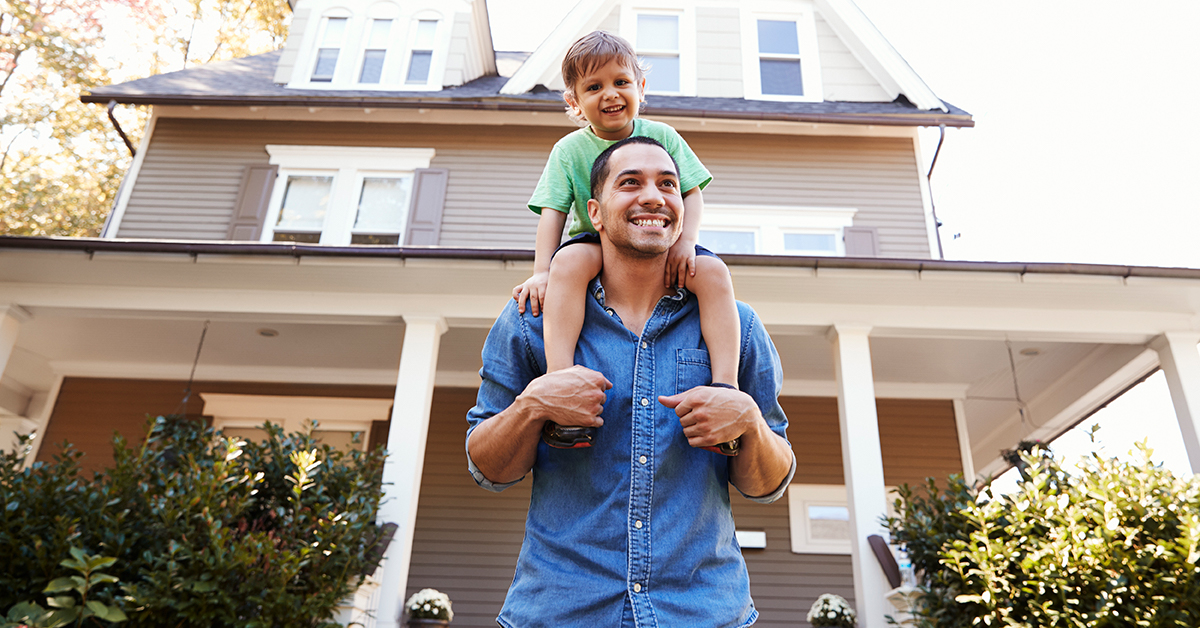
[200,393,393,454]
[621,4,696,97]
[700,205,856,256]
[787,484,897,554]
[397,11,451,91]
[353,4,401,86]
[308,11,354,84]
[262,145,436,246]
[740,3,823,102]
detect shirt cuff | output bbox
[737,450,796,504]
[465,432,524,492]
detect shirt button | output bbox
[639,455,647,464]
[640,397,649,406]
[633,583,642,593]
[641,341,648,349]
[635,520,643,529]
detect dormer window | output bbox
[406,19,438,84]
[358,18,393,84]
[637,14,680,93]
[311,16,347,82]
[741,8,822,101]
[622,7,695,96]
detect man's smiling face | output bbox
[588,142,684,258]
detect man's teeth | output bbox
[634,219,665,227]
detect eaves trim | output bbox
[2,236,1194,279]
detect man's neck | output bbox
[597,251,673,337]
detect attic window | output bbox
[637,14,680,93]
[358,19,393,84]
[311,16,347,82]
[741,10,822,101]
[406,20,438,84]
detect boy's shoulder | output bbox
[633,118,682,139]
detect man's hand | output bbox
[520,365,612,428]
[512,271,550,316]
[659,385,758,450]
[665,237,697,289]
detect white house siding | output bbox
[596,4,621,35]
[445,12,473,87]
[117,119,929,257]
[695,7,743,98]
[815,14,892,102]
[688,132,931,259]
[273,4,311,84]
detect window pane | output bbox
[640,54,680,93]
[407,51,432,83]
[414,19,438,48]
[277,175,331,231]
[354,176,412,232]
[760,58,804,96]
[359,50,385,83]
[272,232,321,243]
[808,505,850,541]
[758,20,799,55]
[699,230,756,254]
[351,233,401,245]
[784,233,837,252]
[637,14,679,51]
[322,17,347,45]
[312,48,339,81]
[367,19,392,48]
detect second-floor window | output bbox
[741,9,822,101]
[697,205,857,256]
[264,146,436,245]
[311,16,347,82]
[756,19,804,96]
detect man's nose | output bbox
[638,184,664,207]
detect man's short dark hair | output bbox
[590,136,680,200]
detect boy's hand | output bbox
[666,238,698,289]
[513,271,550,316]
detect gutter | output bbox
[2,236,1196,280]
[79,94,976,129]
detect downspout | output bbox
[106,100,136,157]
[927,124,946,259]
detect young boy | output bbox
[512,31,741,452]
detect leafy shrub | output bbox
[1,416,388,627]
[887,437,1200,627]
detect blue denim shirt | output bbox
[466,280,794,628]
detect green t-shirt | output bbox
[528,118,713,236]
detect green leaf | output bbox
[46,596,76,609]
[43,577,79,594]
[89,573,119,586]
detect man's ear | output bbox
[587,198,603,232]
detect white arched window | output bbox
[310,9,352,82]
[400,11,447,89]
[356,2,400,84]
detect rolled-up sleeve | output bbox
[465,301,543,491]
[733,302,795,504]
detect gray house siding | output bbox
[118,118,930,258]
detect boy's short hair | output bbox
[562,31,645,124]
[590,136,678,200]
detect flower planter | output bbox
[406,619,450,627]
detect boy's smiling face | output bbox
[565,59,646,141]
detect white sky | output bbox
[488,0,1200,479]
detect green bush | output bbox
[1,416,388,627]
[888,436,1200,627]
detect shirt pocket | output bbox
[675,348,713,394]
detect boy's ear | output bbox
[587,198,603,232]
[563,90,580,113]
[638,77,647,100]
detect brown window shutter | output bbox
[843,226,880,257]
[227,165,279,241]
[404,168,449,246]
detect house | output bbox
[2,0,1199,626]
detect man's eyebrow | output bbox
[613,168,679,180]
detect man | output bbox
[467,137,796,628]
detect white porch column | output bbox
[375,316,448,628]
[0,306,33,453]
[829,325,890,627]
[1151,332,1200,473]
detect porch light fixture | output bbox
[1019,348,1042,356]
[257,328,280,337]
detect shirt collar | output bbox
[589,277,688,307]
